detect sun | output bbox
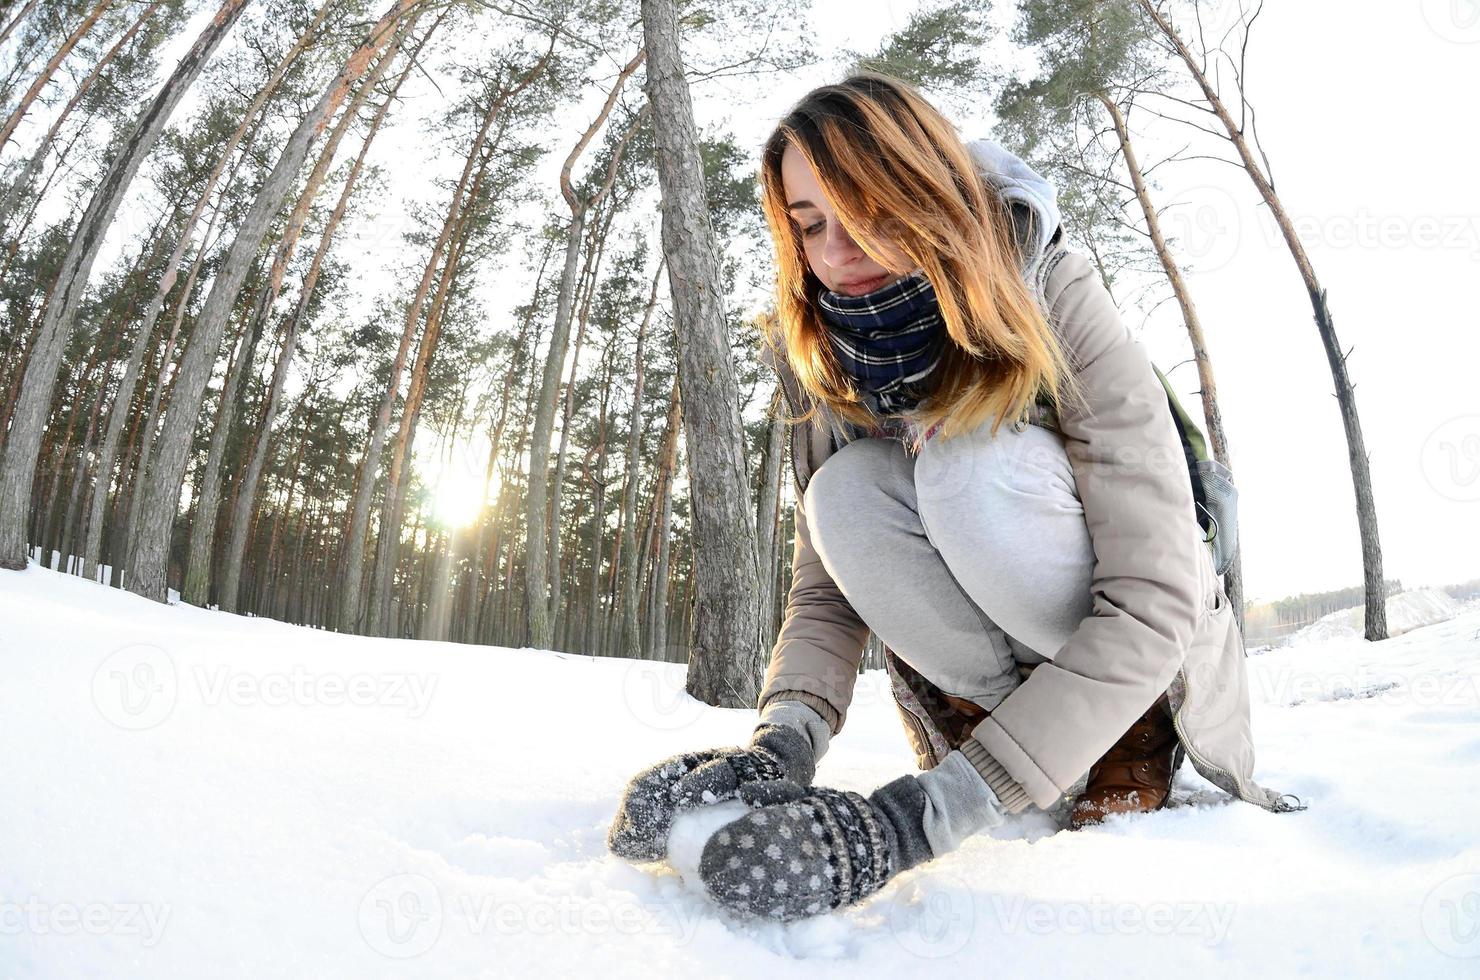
[420,443,495,530]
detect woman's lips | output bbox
[837,273,888,295]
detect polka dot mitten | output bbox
[697,774,934,922]
[606,722,818,862]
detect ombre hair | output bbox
[758,71,1088,448]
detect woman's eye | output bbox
[802,221,824,237]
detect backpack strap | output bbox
[1151,363,1216,545]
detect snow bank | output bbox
[1292,587,1464,645]
[3,564,1479,977]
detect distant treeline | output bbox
[1242,576,1480,647]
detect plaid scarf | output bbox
[817,269,945,416]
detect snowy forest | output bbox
[4,0,1480,975]
[0,0,1416,684]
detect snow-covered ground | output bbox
[3,564,1479,978]
[1288,587,1470,645]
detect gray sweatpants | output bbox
[805,420,1096,709]
[801,420,1098,851]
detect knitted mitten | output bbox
[606,723,816,862]
[697,775,933,922]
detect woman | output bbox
[608,71,1303,923]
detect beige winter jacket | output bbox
[756,244,1305,818]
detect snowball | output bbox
[666,800,750,882]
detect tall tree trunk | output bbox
[641,0,762,703]
[465,267,544,642]
[523,47,647,649]
[365,78,524,635]
[582,346,615,655]
[125,0,419,601]
[0,1,41,48]
[753,385,786,643]
[179,281,268,605]
[645,376,680,659]
[81,0,331,580]
[112,115,276,584]
[1138,0,1386,640]
[546,207,602,631]
[616,260,662,657]
[0,0,248,572]
[184,18,414,608]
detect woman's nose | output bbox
[822,219,866,268]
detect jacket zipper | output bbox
[898,695,942,768]
[1168,664,1262,809]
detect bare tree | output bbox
[1137,0,1387,639]
[523,45,647,649]
[640,0,762,704]
[616,257,663,657]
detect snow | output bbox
[1290,587,1469,645]
[3,563,1479,977]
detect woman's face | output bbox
[780,142,910,297]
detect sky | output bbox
[15,0,1479,605]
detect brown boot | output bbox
[1068,692,1180,830]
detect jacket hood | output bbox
[963,136,1063,284]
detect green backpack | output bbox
[1151,364,1239,577]
[1031,365,1239,577]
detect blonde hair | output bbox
[758,70,1087,448]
